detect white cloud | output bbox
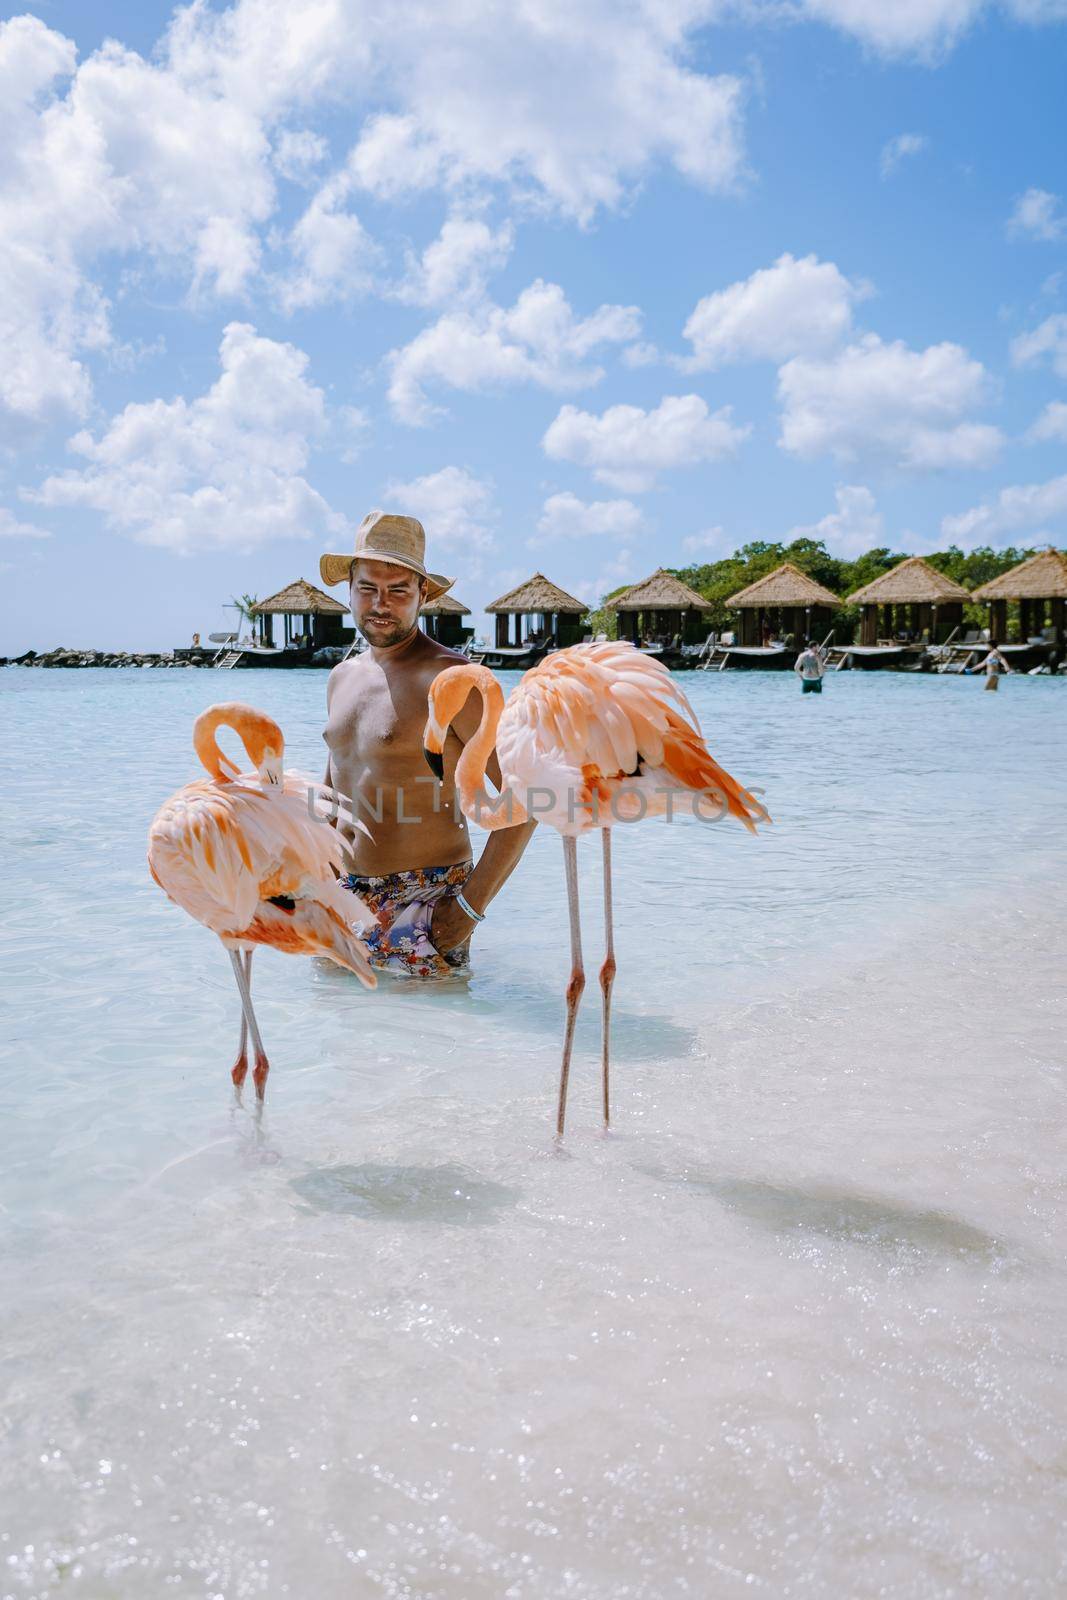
[0,0,743,435]
[0,17,106,432]
[682,253,867,370]
[28,322,341,552]
[535,492,643,542]
[191,216,263,302]
[0,11,280,433]
[880,133,928,179]
[169,0,746,221]
[387,280,641,424]
[1029,401,1067,443]
[942,474,1067,543]
[681,526,729,555]
[621,341,662,368]
[381,464,496,550]
[396,215,514,308]
[275,168,379,311]
[0,507,50,540]
[542,394,750,493]
[273,128,329,184]
[777,334,1003,469]
[341,9,746,221]
[1011,313,1067,377]
[1008,187,1066,241]
[788,484,885,556]
[784,0,1067,59]
[347,114,445,200]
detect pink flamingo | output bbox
[148,702,375,1099]
[424,641,769,1135]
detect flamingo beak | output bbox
[423,746,445,780]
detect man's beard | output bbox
[359,616,417,648]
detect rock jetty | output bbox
[1,647,203,668]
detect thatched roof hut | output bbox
[726,563,840,610]
[486,573,586,648]
[251,578,351,649]
[845,557,969,607]
[972,547,1067,651]
[725,562,840,647]
[419,591,472,646]
[419,593,471,616]
[971,546,1067,601]
[606,568,712,645]
[253,578,348,615]
[487,573,586,614]
[845,557,969,646]
[608,569,710,612]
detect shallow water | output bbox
[1,666,1066,1597]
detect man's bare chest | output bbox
[325,673,427,772]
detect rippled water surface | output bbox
[1,666,1066,1597]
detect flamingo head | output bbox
[423,665,500,779]
[194,703,285,786]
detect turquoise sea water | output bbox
[1,666,1065,1597]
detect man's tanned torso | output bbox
[323,628,477,875]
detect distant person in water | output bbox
[978,639,1012,691]
[794,638,825,694]
[318,512,536,979]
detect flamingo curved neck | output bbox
[452,674,528,829]
[194,705,280,786]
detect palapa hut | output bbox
[606,568,712,645]
[725,562,840,646]
[846,557,968,645]
[485,573,586,648]
[972,547,1067,657]
[251,578,354,650]
[420,592,472,648]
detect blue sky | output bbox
[2,0,1066,652]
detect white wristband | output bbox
[453,889,485,923]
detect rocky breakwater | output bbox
[2,648,198,668]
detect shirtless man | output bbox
[319,511,536,978]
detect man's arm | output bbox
[322,665,339,827]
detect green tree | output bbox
[230,593,260,641]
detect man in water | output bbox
[319,512,536,978]
[794,638,825,694]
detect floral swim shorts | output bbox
[338,861,475,980]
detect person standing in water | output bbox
[318,511,536,979]
[794,638,826,694]
[977,639,1013,691]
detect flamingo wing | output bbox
[148,781,265,933]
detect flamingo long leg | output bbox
[599,827,616,1130]
[556,834,585,1139]
[229,948,271,1099]
[231,950,251,1090]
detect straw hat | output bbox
[319,511,454,601]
